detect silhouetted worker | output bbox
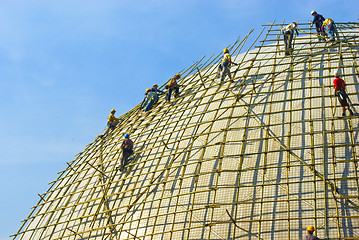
[322,18,339,41]
[305,226,320,240]
[282,22,299,56]
[216,48,237,82]
[121,133,133,171]
[151,84,165,95]
[100,109,120,138]
[166,74,180,102]
[140,88,159,112]
[310,11,326,42]
[333,71,353,117]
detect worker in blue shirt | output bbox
[310,11,326,42]
[141,88,159,112]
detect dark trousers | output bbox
[167,86,179,101]
[121,149,133,170]
[283,31,293,55]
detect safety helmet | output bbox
[311,10,316,15]
[153,84,158,87]
[292,22,297,27]
[223,48,229,53]
[111,109,116,113]
[307,225,315,232]
[334,70,340,77]
[124,133,130,138]
[175,73,181,79]
[146,88,151,93]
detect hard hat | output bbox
[223,48,229,53]
[146,88,151,93]
[153,84,158,87]
[111,109,116,113]
[307,225,315,232]
[124,133,130,138]
[334,70,340,77]
[311,10,316,15]
[292,22,297,27]
[175,73,181,79]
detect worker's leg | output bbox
[332,23,340,41]
[221,66,229,82]
[216,64,223,78]
[174,86,180,98]
[324,26,334,41]
[121,150,130,171]
[144,99,154,112]
[283,34,288,54]
[167,88,173,101]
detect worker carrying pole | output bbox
[100,109,120,138]
[166,74,181,102]
[309,11,326,42]
[281,22,299,56]
[333,71,353,117]
[305,225,320,240]
[121,133,133,171]
[216,48,237,82]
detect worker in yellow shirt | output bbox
[281,22,299,56]
[321,18,339,41]
[100,109,120,138]
[216,48,237,82]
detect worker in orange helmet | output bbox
[305,225,320,240]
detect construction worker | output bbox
[333,71,353,117]
[151,84,165,95]
[140,88,159,112]
[166,73,180,102]
[121,133,133,171]
[310,11,326,42]
[321,18,339,41]
[281,22,299,56]
[99,109,120,138]
[305,225,320,240]
[216,48,237,82]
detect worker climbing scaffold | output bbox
[309,11,326,42]
[322,18,340,41]
[140,88,159,112]
[121,133,133,171]
[166,73,181,102]
[281,22,299,56]
[151,84,165,95]
[333,71,353,117]
[216,48,237,81]
[99,109,120,138]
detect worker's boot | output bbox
[349,109,354,116]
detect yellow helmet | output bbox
[175,73,181,79]
[153,84,158,87]
[111,109,116,113]
[223,48,229,53]
[146,88,151,93]
[307,226,315,232]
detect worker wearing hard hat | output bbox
[216,48,237,82]
[321,18,340,41]
[151,84,165,95]
[305,225,320,240]
[309,11,326,42]
[281,22,299,56]
[99,109,120,138]
[140,88,159,112]
[166,73,181,102]
[121,133,133,171]
[333,71,353,117]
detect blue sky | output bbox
[0,0,357,239]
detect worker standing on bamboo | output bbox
[309,11,326,42]
[321,18,340,41]
[216,48,236,82]
[333,71,353,117]
[100,109,120,138]
[281,22,299,56]
[304,226,320,240]
[166,74,180,102]
[121,133,133,171]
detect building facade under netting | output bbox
[13,22,359,240]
